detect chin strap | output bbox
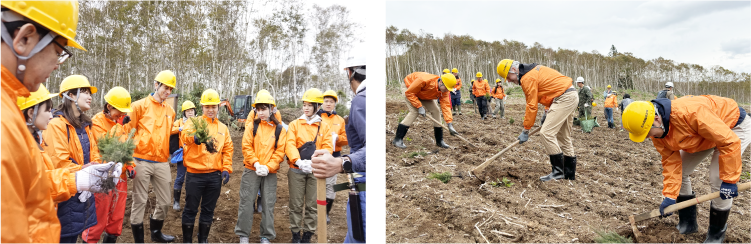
[1,13,57,82]
[62,88,83,114]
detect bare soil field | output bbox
[385,97,751,243]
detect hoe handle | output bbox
[632,182,751,222]
[423,115,478,148]
[472,127,541,176]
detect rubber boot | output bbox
[540,153,565,182]
[434,127,450,148]
[102,232,118,243]
[197,222,211,243]
[676,193,699,234]
[392,124,409,149]
[452,106,456,115]
[300,231,314,243]
[563,155,577,180]
[703,204,730,243]
[458,104,462,115]
[326,198,334,224]
[291,231,301,243]
[173,189,181,211]
[131,223,145,243]
[150,217,176,243]
[182,223,194,243]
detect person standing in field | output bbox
[170,100,197,211]
[391,72,458,149]
[491,78,506,119]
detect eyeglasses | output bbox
[50,40,73,64]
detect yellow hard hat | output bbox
[443,69,450,74]
[104,87,132,113]
[17,84,57,111]
[253,89,276,107]
[181,100,196,112]
[154,70,176,88]
[1,1,86,51]
[323,90,338,102]
[607,85,612,88]
[476,72,483,78]
[59,75,97,96]
[200,89,220,105]
[302,88,324,104]
[451,68,458,73]
[622,101,656,143]
[440,73,457,92]
[592,102,597,107]
[496,59,514,80]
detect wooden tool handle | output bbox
[632,182,751,222]
[471,127,541,176]
[317,179,327,243]
[423,115,478,148]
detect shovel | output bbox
[471,126,541,176]
[628,182,751,242]
[423,115,478,148]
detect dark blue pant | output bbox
[451,92,461,107]
[59,234,79,243]
[174,161,186,190]
[605,107,614,123]
[182,171,222,224]
[476,97,488,116]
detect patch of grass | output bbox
[403,151,427,158]
[593,229,633,243]
[405,137,412,142]
[489,177,515,188]
[509,117,515,124]
[741,171,751,180]
[427,172,452,184]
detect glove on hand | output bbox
[518,130,530,144]
[121,115,131,125]
[720,182,738,200]
[254,163,269,176]
[112,163,123,184]
[78,191,92,203]
[297,160,313,174]
[125,165,136,179]
[76,162,115,193]
[194,135,202,145]
[659,197,676,217]
[447,123,458,136]
[343,115,349,125]
[222,171,230,185]
[417,107,426,117]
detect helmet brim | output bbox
[628,131,649,143]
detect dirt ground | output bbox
[385,97,751,243]
[114,108,350,243]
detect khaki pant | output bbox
[540,90,578,156]
[400,82,442,127]
[325,175,337,200]
[493,98,505,117]
[679,115,751,210]
[130,160,172,224]
[287,169,317,233]
[235,168,278,239]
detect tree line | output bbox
[386,26,750,103]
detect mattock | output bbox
[471,126,541,177]
[316,132,338,243]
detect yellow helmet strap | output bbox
[62,87,83,114]
[0,18,58,82]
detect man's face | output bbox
[323,97,336,112]
[577,82,584,88]
[437,81,449,93]
[9,25,67,92]
[154,82,173,100]
[506,68,519,84]
[647,117,664,138]
[202,105,218,119]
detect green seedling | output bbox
[187,117,218,154]
[97,127,137,192]
[489,177,514,188]
[741,171,751,180]
[593,229,633,243]
[405,137,412,142]
[427,172,452,184]
[509,118,515,124]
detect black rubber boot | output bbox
[563,155,577,180]
[434,127,450,148]
[392,124,409,149]
[291,231,301,243]
[197,222,211,243]
[102,232,118,243]
[675,192,699,234]
[182,223,194,243]
[326,198,334,224]
[704,204,730,243]
[131,223,145,243]
[540,153,565,182]
[300,231,314,243]
[150,217,176,243]
[173,189,181,211]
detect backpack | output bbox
[252,120,283,149]
[656,90,668,99]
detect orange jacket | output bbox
[1,65,61,243]
[321,112,348,152]
[455,77,462,91]
[652,95,744,199]
[472,79,491,97]
[180,115,234,173]
[245,110,283,127]
[171,117,188,135]
[41,146,77,203]
[128,95,176,162]
[242,120,287,173]
[492,85,506,99]
[91,112,135,181]
[520,65,573,130]
[604,95,617,108]
[285,116,334,168]
[43,115,102,168]
[403,72,453,123]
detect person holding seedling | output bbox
[42,75,115,242]
[450,68,462,115]
[82,86,137,243]
[391,72,458,149]
[171,100,197,211]
[319,89,349,224]
[491,78,506,119]
[285,88,333,243]
[180,88,234,243]
[126,70,177,243]
[235,90,287,244]
[18,84,117,243]
[472,73,491,120]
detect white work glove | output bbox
[112,163,123,184]
[78,191,92,202]
[297,160,313,174]
[584,104,590,107]
[254,162,269,176]
[75,162,115,193]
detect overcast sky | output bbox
[386,1,751,73]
